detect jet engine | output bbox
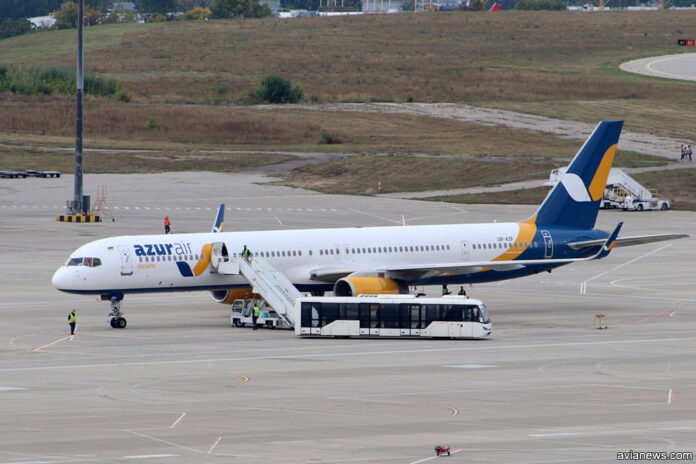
[210,288,256,304]
[333,276,406,297]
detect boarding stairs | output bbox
[548,167,654,199]
[211,253,301,327]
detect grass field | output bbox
[1,12,693,202]
[425,169,696,210]
[0,144,294,174]
[1,12,695,135]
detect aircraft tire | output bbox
[110,317,117,328]
[117,317,127,329]
[233,319,245,328]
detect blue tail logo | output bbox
[533,121,623,229]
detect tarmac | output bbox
[1,172,694,464]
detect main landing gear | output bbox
[106,296,127,329]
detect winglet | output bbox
[596,222,622,259]
[211,204,224,233]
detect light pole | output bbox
[72,0,85,214]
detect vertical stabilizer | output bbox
[532,121,623,229]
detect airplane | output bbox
[52,121,687,328]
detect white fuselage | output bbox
[53,221,561,295]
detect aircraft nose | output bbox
[52,267,69,291]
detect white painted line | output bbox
[31,335,73,352]
[170,412,186,428]
[0,386,27,391]
[446,364,497,369]
[658,426,695,431]
[530,432,580,437]
[127,430,203,454]
[205,436,222,454]
[2,337,692,372]
[408,448,463,464]
[668,389,673,404]
[124,454,177,459]
[0,461,50,464]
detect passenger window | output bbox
[299,250,302,256]
[309,250,312,256]
[319,250,323,255]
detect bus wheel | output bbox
[233,319,245,328]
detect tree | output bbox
[139,0,177,13]
[0,19,32,40]
[515,0,565,9]
[211,0,272,18]
[248,73,303,103]
[182,6,212,18]
[53,1,102,28]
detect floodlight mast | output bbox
[72,0,85,214]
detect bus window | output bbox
[301,302,313,328]
[424,305,437,326]
[358,303,373,328]
[321,303,339,326]
[400,303,419,329]
[340,302,359,321]
[479,304,489,323]
[379,304,400,329]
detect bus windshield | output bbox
[479,304,489,323]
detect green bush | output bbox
[0,65,121,97]
[248,73,303,104]
[114,88,134,103]
[146,117,159,129]
[320,131,341,144]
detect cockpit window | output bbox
[67,257,101,267]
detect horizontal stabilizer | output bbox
[568,233,689,250]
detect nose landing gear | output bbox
[106,296,127,329]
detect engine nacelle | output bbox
[210,288,256,305]
[333,276,406,297]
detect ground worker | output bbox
[68,309,77,335]
[458,286,466,296]
[252,303,260,330]
[163,216,171,234]
[442,284,451,296]
[242,245,251,261]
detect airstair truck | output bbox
[547,167,671,211]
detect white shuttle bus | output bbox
[295,295,491,339]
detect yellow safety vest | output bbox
[253,305,260,317]
[69,313,77,323]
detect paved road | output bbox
[621,52,696,82]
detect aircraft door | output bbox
[541,230,553,258]
[210,242,227,270]
[460,241,469,261]
[119,246,133,276]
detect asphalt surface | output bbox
[1,172,694,464]
[620,52,696,82]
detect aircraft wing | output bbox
[567,233,688,250]
[310,256,599,282]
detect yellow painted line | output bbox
[447,406,459,416]
[645,55,696,81]
[9,334,35,348]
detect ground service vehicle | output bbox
[230,298,292,329]
[295,295,492,339]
